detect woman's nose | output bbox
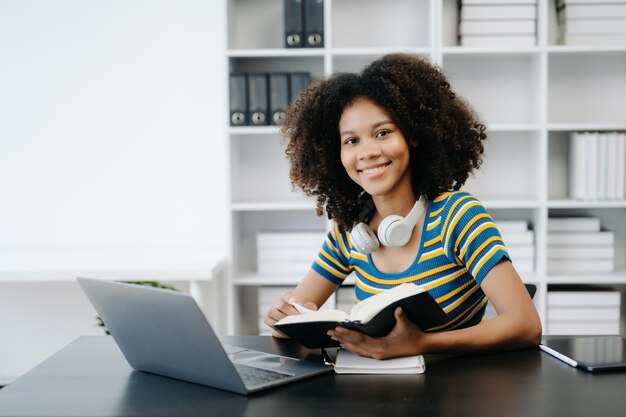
[358,139,381,160]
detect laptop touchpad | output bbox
[229,350,299,370]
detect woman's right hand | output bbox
[263,291,317,338]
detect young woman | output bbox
[263,53,542,359]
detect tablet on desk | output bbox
[540,336,626,372]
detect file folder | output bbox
[269,73,290,125]
[229,73,248,126]
[284,0,304,48]
[304,0,324,47]
[288,72,312,104]
[248,73,269,126]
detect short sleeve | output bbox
[441,194,510,285]
[312,224,352,285]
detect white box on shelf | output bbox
[496,220,529,233]
[257,232,327,248]
[569,132,587,200]
[463,0,537,4]
[501,230,534,245]
[547,291,621,307]
[506,245,535,259]
[258,247,319,262]
[558,4,626,19]
[257,261,313,275]
[547,321,620,335]
[547,259,613,273]
[460,35,536,47]
[560,33,626,45]
[558,0,626,6]
[548,307,621,321]
[547,232,614,246]
[561,18,626,35]
[513,259,535,274]
[460,20,536,35]
[547,217,600,232]
[547,245,614,259]
[460,5,536,20]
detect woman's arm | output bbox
[328,260,542,359]
[264,269,339,338]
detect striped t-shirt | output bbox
[312,190,510,331]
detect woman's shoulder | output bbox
[431,190,483,211]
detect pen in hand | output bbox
[289,299,316,315]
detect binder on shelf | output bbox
[248,73,269,126]
[269,73,290,126]
[229,73,248,127]
[288,72,312,104]
[304,0,324,47]
[284,0,304,48]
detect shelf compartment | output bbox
[464,131,543,202]
[443,54,542,125]
[229,56,324,80]
[231,210,326,276]
[227,0,286,49]
[548,52,626,124]
[331,0,431,49]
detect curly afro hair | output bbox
[281,53,487,230]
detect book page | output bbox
[349,283,424,324]
[275,309,349,325]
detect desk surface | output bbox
[0,336,624,417]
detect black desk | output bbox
[0,336,624,417]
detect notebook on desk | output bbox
[77,278,332,395]
[540,336,626,372]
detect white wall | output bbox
[0,0,227,382]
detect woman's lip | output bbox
[358,162,391,176]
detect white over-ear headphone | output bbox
[350,195,426,255]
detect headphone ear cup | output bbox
[378,215,412,247]
[350,222,380,254]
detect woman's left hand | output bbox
[327,307,428,359]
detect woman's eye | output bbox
[376,130,390,139]
[344,138,357,145]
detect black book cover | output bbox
[275,291,449,349]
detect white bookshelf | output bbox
[225,0,626,336]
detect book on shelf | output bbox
[548,246,614,259]
[496,220,529,233]
[547,217,600,232]
[569,132,626,200]
[460,35,536,47]
[544,231,614,246]
[500,230,534,245]
[256,231,326,248]
[333,349,425,375]
[274,283,449,348]
[547,289,621,307]
[462,0,537,4]
[460,5,536,20]
[560,33,626,45]
[560,18,626,35]
[459,20,536,35]
[557,0,626,7]
[548,307,621,321]
[558,3,626,19]
[547,321,620,335]
[547,259,613,274]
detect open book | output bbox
[334,349,425,374]
[274,283,449,348]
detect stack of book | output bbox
[569,132,626,201]
[458,0,537,47]
[547,289,621,335]
[557,0,626,46]
[256,231,325,276]
[498,220,535,274]
[547,217,614,274]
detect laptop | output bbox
[77,277,332,395]
[540,336,626,372]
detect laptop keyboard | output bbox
[234,363,292,386]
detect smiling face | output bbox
[339,98,413,201]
